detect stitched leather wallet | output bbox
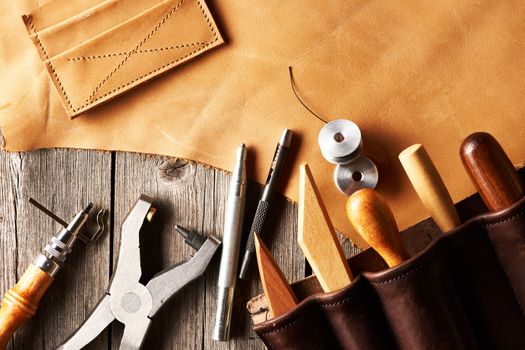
[22,0,224,117]
[250,180,525,349]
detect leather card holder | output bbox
[23,0,224,117]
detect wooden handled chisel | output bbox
[346,188,410,268]
[399,144,460,232]
[298,163,353,292]
[254,234,298,318]
[460,132,524,211]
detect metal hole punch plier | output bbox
[56,195,221,349]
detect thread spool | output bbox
[318,120,362,164]
[334,156,378,195]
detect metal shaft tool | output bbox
[56,195,220,349]
[460,132,524,212]
[0,200,104,349]
[213,144,247,341]
[239,129,292,280]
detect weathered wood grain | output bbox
[0,149,111,349]
[0,150,321,349]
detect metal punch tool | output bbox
[57,195,221,349]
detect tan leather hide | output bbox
[1,0,524,248]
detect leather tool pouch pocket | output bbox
[23,0,223,117]
[253,196,525,349]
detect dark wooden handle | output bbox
[346,189,410,267]
[460,132,524,212]
[0,264,54,349]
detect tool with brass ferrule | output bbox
[0,199,105,349]
[57,195,220,349]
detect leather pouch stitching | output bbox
[24,0,221,116]
[258,206,525,336]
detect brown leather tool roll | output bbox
[253,196,525,349]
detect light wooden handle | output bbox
[399,144,460,232]
[0,264,54,348]
[346,189,410,267]
[460,132,524,212]
[298,163,353,292]
[254,234,298,318]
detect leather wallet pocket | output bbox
[23,0,224,117]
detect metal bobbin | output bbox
[318,119,362,164]
[334,155,379,195]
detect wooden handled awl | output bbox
[346,189,410,268]
[460,132,524,212]
[298,163,353,292]
[399,144,460,232]
[0,265,54,348]
[254,234,298,318]
[0,202,102,349]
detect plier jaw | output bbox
[57,195,221,349]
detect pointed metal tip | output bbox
[175,225,190,239]
[83,203,94,214]
[279,129,293,147]
[236,144,247,163]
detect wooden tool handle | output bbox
[0,264,54,348]
[254,234,298,318]
[399,144,460,232]
[298,163,353,292]
[346,189,410,267]
[460,132,524,212]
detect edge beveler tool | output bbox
[56,195,220,349]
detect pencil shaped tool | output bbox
[346,189,410,268]
[298,163,353,293]
[460,132,524,212]
[254,234,298,318]
[239,129,292,280]
[399,144,460,232]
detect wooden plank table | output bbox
[0,149,365,349]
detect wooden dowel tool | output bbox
[298,163,353,292]
[254,234,298,318]
[460,132,524,212]
[399,144,460,232]
[346,189,410,268]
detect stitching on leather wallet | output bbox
[87,0,188,102]
[29,0,218,114]
[78,0,218,111]
[27,16,75,111]
[66,42,209,61]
